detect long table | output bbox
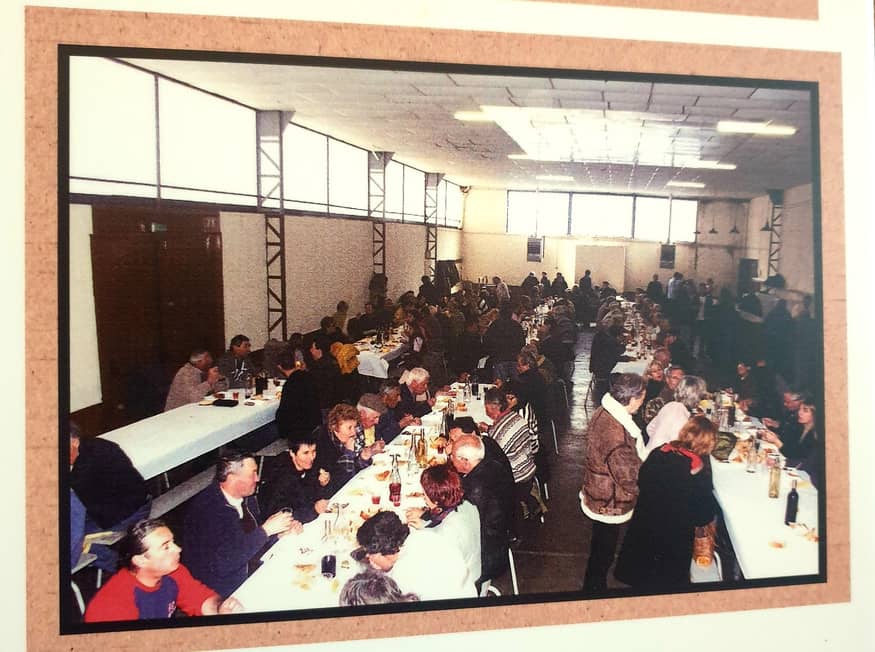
[232,387,493,612]
[711,444,819,579]
[353,332,408,378]
[101,392,281,480]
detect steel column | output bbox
[368,151,393,276]
[257,110,293,341]
[424,172,443,278]
[767,189,784,278]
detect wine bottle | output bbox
[784,479,799,524]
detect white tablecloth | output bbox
[353,336,407,378]
[101,394,280,480]
[711,453,819,579]
[232,431,435,612]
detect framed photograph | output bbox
[24,5,849,651]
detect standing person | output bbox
[216,334,257,389]
[84,519,243,622]
[274,351,322,442]
[183,452,297,598]
[551,272,568,296]
[589,323,631,404]
[331,301,350,337]
[492,276,511,304]
[306,333,341,421]
[614,416,718,590]
[580,373,647,594]
[164,349,222,411]
[482,301,526,382]
[579,269,593,294]
[418,275,441,306]
[520,271,539,295]
[646,274,663,302]
[792,295,817,386]
[666,272,683,302]
[540,271,552,296]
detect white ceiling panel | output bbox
[117,56,814,199]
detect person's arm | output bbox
[172,564,238,616]
[201,595,244,615]
[605,437,642,503]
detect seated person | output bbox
[398,367,435,418]
[215,334,258,389]
[85,519,242,622]
[354,511,476,601]
[645,375,708,453]
[164,349,221,411]
[377,378,419,442]
[339,570,419,606]
[274,351,322,441]
[356,393,391,448]
[313,403,379,495]
[306,333,342,417]
[259,436,331,524]
[183,452,298,598]
[69,422,151,571]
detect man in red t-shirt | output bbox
[84,519,243,622]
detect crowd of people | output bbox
[70,267,822,620]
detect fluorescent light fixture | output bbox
[717,120,796,136]
[453,111,493,122]
[666,180,706,188]
[536,175,574,182]
[681,159,737,170]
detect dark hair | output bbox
[498,302,513,319]
[339,570,419,606]
[320,316,336,331]
[229,334,249,349]
[276,350,295,370]
[420,464,464,511]
[517,350,537,369]
[288,435,317,453]
[449,416,478,434]
[69,420,82,441]
[336,301,349,312]
[311,333,332,355]
[288,332,304,348]
[483,387,508,411]
[119,518,168,571]
[215,451,256,483]
[609,373,647,405]
[356,511,409,555]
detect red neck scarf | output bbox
[660,443,704,475]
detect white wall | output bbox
[461,189,752,294]
[220,211,269,347]
[69,204,101,411]
[744,184,814,295]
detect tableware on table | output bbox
[232,390,240,400]
[321,553,337,578]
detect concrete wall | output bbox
[69,204,102,411]
[220,211,269,348]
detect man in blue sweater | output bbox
[182,452,299,597]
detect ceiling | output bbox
[121,57,814,200]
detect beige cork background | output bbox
[528,0,818,19]
[24,6,847,651]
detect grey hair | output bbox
[674,375,707,410]
[405,367,430,384]
[609,373,647,406]
[189,349,210,365]
[452,435,486,462]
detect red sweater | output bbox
[84,563,216,622]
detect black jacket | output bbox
[259,453,326,523]
[483,316,526,364]
[460,437,515,582]
[275,370,322,440]
[70,437,149,530]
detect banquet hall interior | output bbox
[65,53,820,621]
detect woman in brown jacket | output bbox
[580,373,647,594]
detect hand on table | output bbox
[218,596,244,614]
[277,519,303,537]
[317,468,331,487]
[314,499,329,514]
[405,507,426,529]
[399,414,417,429]
[759,429,783,448]
[262,511,294,536]
[762,417,780,428]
